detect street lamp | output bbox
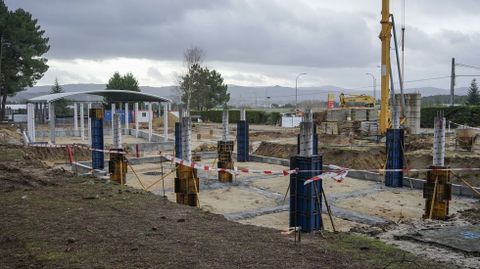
[295,72,307,112]
[366,72,377,105]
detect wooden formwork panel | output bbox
[424,166,451,220]
[175,164,199,206]
[176,193,198,207]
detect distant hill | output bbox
[7,83,469,106]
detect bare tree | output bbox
[180,46,204,113]
[184,46,203,69]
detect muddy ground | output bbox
[0,143,454,269]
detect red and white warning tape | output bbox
[163,154,297,176]
[27,143,480,186]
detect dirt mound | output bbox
[26,145,91,162]
[405,135,433,151]
[194,143,217,152]
[0,124,22,145]
[254,141,386,169]
[319,134,351,146]
[250,130,296,142]
[459,206,480,224]
[323,147,386,169]
[0,162,53,191]
[254,141,297,159]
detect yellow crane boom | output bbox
[379,0,392,135]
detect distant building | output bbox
[5,104,27,122]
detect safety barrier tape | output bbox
[27,143,480,185]
[449,121,480,131]
[29,143,125,154]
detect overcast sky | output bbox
[5,0,480,90]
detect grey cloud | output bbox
[5,0,479,73]
[5,0,377,68]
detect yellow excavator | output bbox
[339,93,375,108]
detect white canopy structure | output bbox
[26,89,171,144]
[27,89,171,103]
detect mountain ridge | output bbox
[8,83,469,105]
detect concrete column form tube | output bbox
[90,108,104,170]
[289,155,323,233]
[385,128,404,187]
[237,108,249,162]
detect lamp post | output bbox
[366,72,377,106]
[295,72,307,112]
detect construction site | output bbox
[1,1,480,269]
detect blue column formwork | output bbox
[175,122,182,159]
[90,108,104,170]
[236,120,249,162]
[385,128,405,187]
[289,155,323,233]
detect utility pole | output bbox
[366,73,377,105]
[295,73,307,112]
[450,57,455,107]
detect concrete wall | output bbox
[395,93,421,135]
[250,154,480,198]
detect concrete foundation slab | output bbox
[399,225,480,255]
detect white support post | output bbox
[49,102,56,144]
[148,102,153,142]
[80,103,85,140]
[31,103,36,142]
[125,102,129,131]
[135,102,139,138]
[73,102,78,135]
[26,103,32,142]
[87,103,92,145]
[163,103,168,142]
[111,103,116,136]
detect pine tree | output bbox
[106,72,140,91]
[467,78,480,105]
[50,77,69,115]
[0,1,49,120]
[50,78,63,94]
